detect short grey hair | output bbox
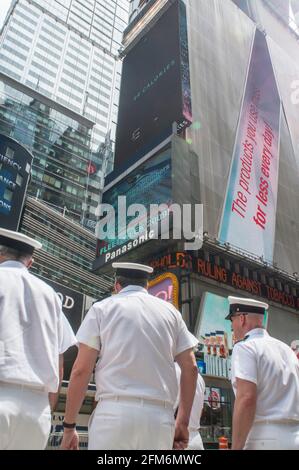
[0,245,32,263]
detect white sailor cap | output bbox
[0,228,42,255]
[225,296,268,320]
[112,262,153,279]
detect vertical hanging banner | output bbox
[219,29,281,262]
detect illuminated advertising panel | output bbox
[94,147,172,270]
[114,0,192,175]
[219,30,281,262]
[0,134,33,230]
[148,272,179,308]
[195,292,268,379]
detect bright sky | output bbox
[0,0,12,28]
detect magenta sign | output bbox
[148,273,179,307]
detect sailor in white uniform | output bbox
[61,262,199,450]
[0,228,77,450]
[174,362,205,450]
[227,296,299,450]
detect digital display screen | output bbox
[114,0,192,175]
[0,135,33,230]
[95,147,172,268]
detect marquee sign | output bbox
[149,251,299,311]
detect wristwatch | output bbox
[62,421,76,429]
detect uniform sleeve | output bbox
[231,343,258,387]
[54,293,77,354]
[175,314,199,357]
[59,313,77,354]
[76,306,101,351]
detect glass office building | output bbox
[22,197,113,299]
[0,0,130,172]
[0,75,102,224]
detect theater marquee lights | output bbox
[149,252,299,311]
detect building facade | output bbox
[95,0,299,446]
[0,73,102,226]
[22,196,112,299]
[0,0,130,173]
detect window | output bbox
[28,71,54,88]
[11,17,35,35]
[35,43,61,61]
[0,66,21,80]
[60,78,84,94]
[86,102,108,117]
[41,27,65,41]
[88,83,110,99]
[31,61,57,78]
[67,44,90,60]
[62,68,86,84]
[9,27,32,43]
[58,88,83,104]
[18,2,40,19]
[39,35,63,52]
[43,18,66,36]
[5,146,14,159]
[66,51,88,68]
[0,54,24,71]
[64,59,86,76]
[33,51,58,69]
[5,35,30,52]
[2,44,27,61]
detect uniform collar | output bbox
[0,260,27,269]
[246,328,269,339]
[119,285,148,294]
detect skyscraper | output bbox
[0,0,130,171]
[0,0,131,298]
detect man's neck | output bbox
[0,258,27,267]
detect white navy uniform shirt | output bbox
[231,328,299,423]
[77,285,199,405]
[0,261,77,393]
[174,363,205,430]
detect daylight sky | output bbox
[0,0,12,28]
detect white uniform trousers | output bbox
[88,397,175,450]
[245,421,299,450]
[0,382,51,450]
[187,430,204,450]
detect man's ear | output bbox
[26,257,34,269]
[114,281,122,293]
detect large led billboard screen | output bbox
[94,146,172,270]
[114,0,192,175]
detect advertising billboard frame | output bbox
[0,134,33,231]
[148,272,179,308]
[113,0,192,177]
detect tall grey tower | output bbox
[0,0,130,171]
